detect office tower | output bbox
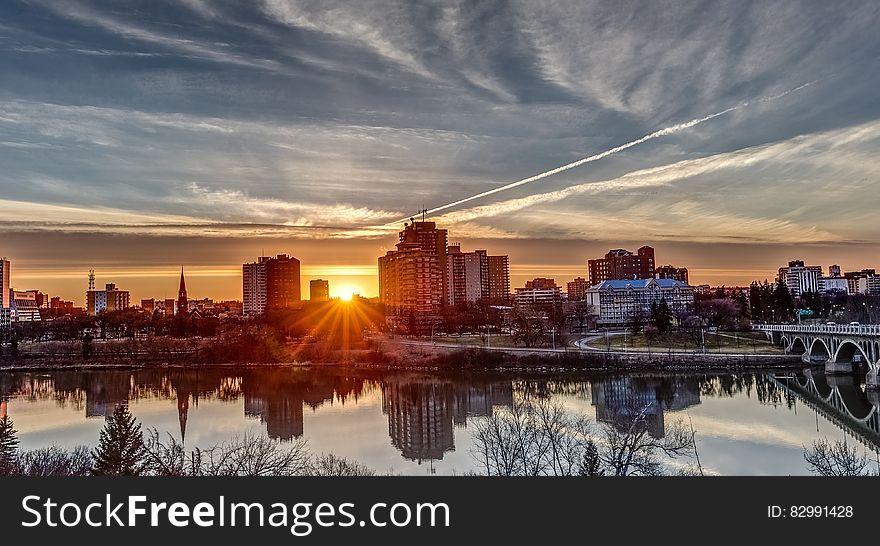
[0,257,9,309]
[777,260,822,297]
[567,277,589,301]
[655,265,689,285]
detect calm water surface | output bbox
[1,366,877,475]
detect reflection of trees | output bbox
[696,374,789,408]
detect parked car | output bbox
[849,321,861,326]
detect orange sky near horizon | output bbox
[4,231,878,306]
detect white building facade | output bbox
[586,279,695,326]
[243,257,269,316]
[777,260,821,297]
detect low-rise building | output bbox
[566,277,589,301]
[514,278,561,307]
[87,283,130,315]
[11,290,42,322]
[586,278,695,326]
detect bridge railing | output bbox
[752,324,880,336]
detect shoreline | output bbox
[0,348,804,374]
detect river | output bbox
[1,366,877,475]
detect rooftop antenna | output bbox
[421,206,427,223]
[88,270,95,291]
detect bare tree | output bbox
[472,399,592,476]
[601,405,697,476]
[803,439,876,476]
[143,429,188,476]
[16,446,93,476]
[307,453,376,476]
[195,433,311,476]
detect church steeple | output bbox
[177,266,188,314]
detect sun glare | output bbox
[336,286,358,301]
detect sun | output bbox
[335,285,358,301]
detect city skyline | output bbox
[2,1,880,303]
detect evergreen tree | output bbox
[578,440,604,476]
[0,415,19,474]
[772,279,795,322]
[91,404,146,476]
[655,298,673,334]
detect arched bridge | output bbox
[773,370,880,450]
[754,324,880,389]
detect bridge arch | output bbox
[808,338,832,363]
[832,340,871,368]
[789,337,807,355]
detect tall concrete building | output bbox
[487,255,510,303]
[446,245,488,306]
[588,246,655,285]
[399,221,448,305]
[777,260,822,297]
[266,254,301,310]
[243,257,268,316]
[310,279,330,301]
[378,221,448,317]
[0,257,10,311]
[87,283,130,315]
[243,254,301,315]
[378,238,442,316]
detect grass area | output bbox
[587,331,782,354]
[431,334,518,347]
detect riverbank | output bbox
[0,331,802,373]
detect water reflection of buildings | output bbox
[382,377,514,463]
[591,376,701,437]
[0,369,517,459]
[0,369,370,444]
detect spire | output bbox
[176,391,189,445]
[177,266,188,314]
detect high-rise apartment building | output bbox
[243,257,268,316]
[777,260,822,297]
[0,257,10,310]
[310,279,330,301]
[378,238,442,316]
[243,254,301,316]
[588,246,655,285]
[266,254,301,310]
[399,221,448,305]
[378,221,448,317]
[487,255,510,303]
[446,245,488,306]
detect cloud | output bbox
[431,117,880,243]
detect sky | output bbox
[1,0,880,303]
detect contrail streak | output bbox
[388,80,816,226]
